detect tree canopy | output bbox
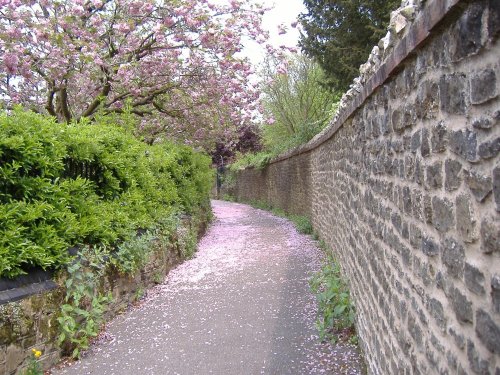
[299,0,400,92]
[0,0,275,148]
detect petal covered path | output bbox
[52,200,364,375]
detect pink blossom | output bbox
[277,23,287,35]
[3,53,19,74]
[0,0,277,149]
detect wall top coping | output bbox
[267,0,463,165]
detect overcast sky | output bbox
[240,0,306,66]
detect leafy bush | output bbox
[0,108,213,278]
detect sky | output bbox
[240,0,306,66]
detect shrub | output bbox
[0,108,213,278]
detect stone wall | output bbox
[233,1,500,374]
[0,207,210,375]
[233,152,312,217]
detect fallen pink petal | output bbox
[51,200,364,375]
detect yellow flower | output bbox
[31,348,42,358]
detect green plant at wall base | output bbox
[289,214,313,235]
[57,247,112,359]
[246,200,314,235]
[221,194,236,202]
[176,225,198,259]
[153,271,163,284]
[22,349,42,375]
[310,253,356,343]
[134,287,145,301]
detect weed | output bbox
[221,194,236,202]
[22,349,42,375]
[246,200,313,235]
[309,242,357,342]
[57,246,112,359]
[152,271,163,284]
[310,253,356,343]
[134,287,145,301]
[289,215,313,234]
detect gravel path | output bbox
[52,200,364,375]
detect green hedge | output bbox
[0,109,213,278]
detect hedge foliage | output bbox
[0,108,213,278]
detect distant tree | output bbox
[211,124,262,167]
[260,54,339,155]
[299,0,400,91]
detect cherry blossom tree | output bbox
[0,0,272,146]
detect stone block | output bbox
[439,73,468,114]
[488,0,500,39]
[432,196,454,232]
[449,129,477,162]
[445,159,463,192]
[410,224,422,250]
[471,69,498,105]
[404,135,412,152]
[408,314,423,348]
[422,236,439,257]
[464,169,493,202]
[492,275,500,314]
[442,238,465,279]
[403,186,412,214]
[424,195,433,224]
[392,108,404,133]
[447,350,458,371]
[464,263,485,295]
[481,216,500,254]
[427,297,446,331]
[414,157,424,185]
[431,121,448,153]
[391,212,402,234]
[412,190,423,221]
[411,130,421,153]
[451,3,484,61]
[475,309,500,354]
[401,245,412,267]
[449,326,466,350]
[467,339,491,375]
[404,155,414,179]
[426,161,443,189]
[478,137,500,160]
[421,128,430,158]
[472,116,494,130]
[416,81,439,119]
[455,193,479,243]
[447,285,473,324]
[5,344,24,374]
[494,167,500,211]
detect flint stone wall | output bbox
[233,1,500,373]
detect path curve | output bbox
[52,200,364,375]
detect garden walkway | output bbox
[52,200,363,375]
